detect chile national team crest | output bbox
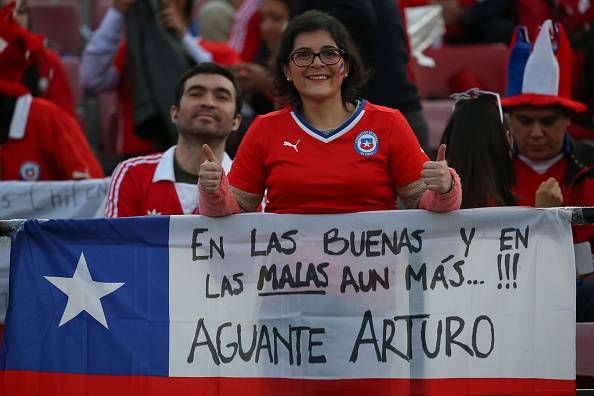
[19,161,41,181]
[354,130,378,156]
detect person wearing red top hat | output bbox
[503,19,594,321]
[0,2,104,181]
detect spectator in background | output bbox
[0,3,103,180]
[196,0,235,42]
[198,11,461,216]
[228,0,262,62]
[503,21,594,321]
[291,0,429,149]
[0,0,76,117]
[105,63,241,217]
[442,87,579,209]
[440,89,516,208]
[436,0,516,44]
[81,0,240,158]
[233,0,289,115]
[225,0,289,157]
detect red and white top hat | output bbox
[501,19,587,113]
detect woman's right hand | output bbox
[199,144,223,193]
[535,177,563,207]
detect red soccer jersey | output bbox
[512,157,568,206]
[0,94,104,181]
[105,146,232,217]
[229,100,429,214]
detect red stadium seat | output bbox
[98,92,122,156]
[61,56,82,109]
[577,322,594,388]
[412,44,508,99]
[421,99,452,151]
[28,3,81,55]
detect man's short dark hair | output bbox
[173,62,243,116]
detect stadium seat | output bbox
[28,4,81,55]
[412,44,508,99]
[421,99,452,151]
[61,56,82,110]
[577,323,594,387]
[98,92,122,156]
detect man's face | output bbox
[170,73,240,140]
[508,106,571,161]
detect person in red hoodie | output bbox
[0,0,76,117]
[0,3,104,181]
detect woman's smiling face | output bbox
[284,29,349,105]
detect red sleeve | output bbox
[44,101,105,179]
[240,11,261,62]
[114,42,127,73]
[199,39,241,66]
[227,116,267,195]
[104,160,140,217]
[43,49,76,117]
[389,110,429,188]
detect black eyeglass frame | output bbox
[288,48,345,67]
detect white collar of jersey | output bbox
[290,99,366,143]
[518,152,564,175]
[8,94,33,140]
[152,145,233,182]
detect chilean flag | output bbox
[0,214,576,395]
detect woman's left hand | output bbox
[421,144,453,194]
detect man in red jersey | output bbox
[0,3,103,181]
[503,20,594,321]
[104,63,241,217]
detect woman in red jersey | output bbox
[198,10,462,215]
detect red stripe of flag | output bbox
[1,371,575,395]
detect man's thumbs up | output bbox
[199,144,223,193]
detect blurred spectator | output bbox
[292,0,429,148]
[228,0,262,61]
[437,0,516,44]
[0,3,103,180]
[441,88,516,208]
[225,0,288,157]
[81,0,240,157]
[196,0,235,42]
[0,0,75,117]
[105,63,241,217]
[233,0,289,114]
[502,21,594,267]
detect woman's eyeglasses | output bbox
[288,48,344,67]
[450,88,504,123]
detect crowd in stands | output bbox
[1,0,594,365]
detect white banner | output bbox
[167,207,576,380]
[0,178,109,220]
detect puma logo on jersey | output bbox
[283,139,300,152]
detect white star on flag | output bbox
[44,252,124,329]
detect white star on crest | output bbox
[44,252,125,328]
